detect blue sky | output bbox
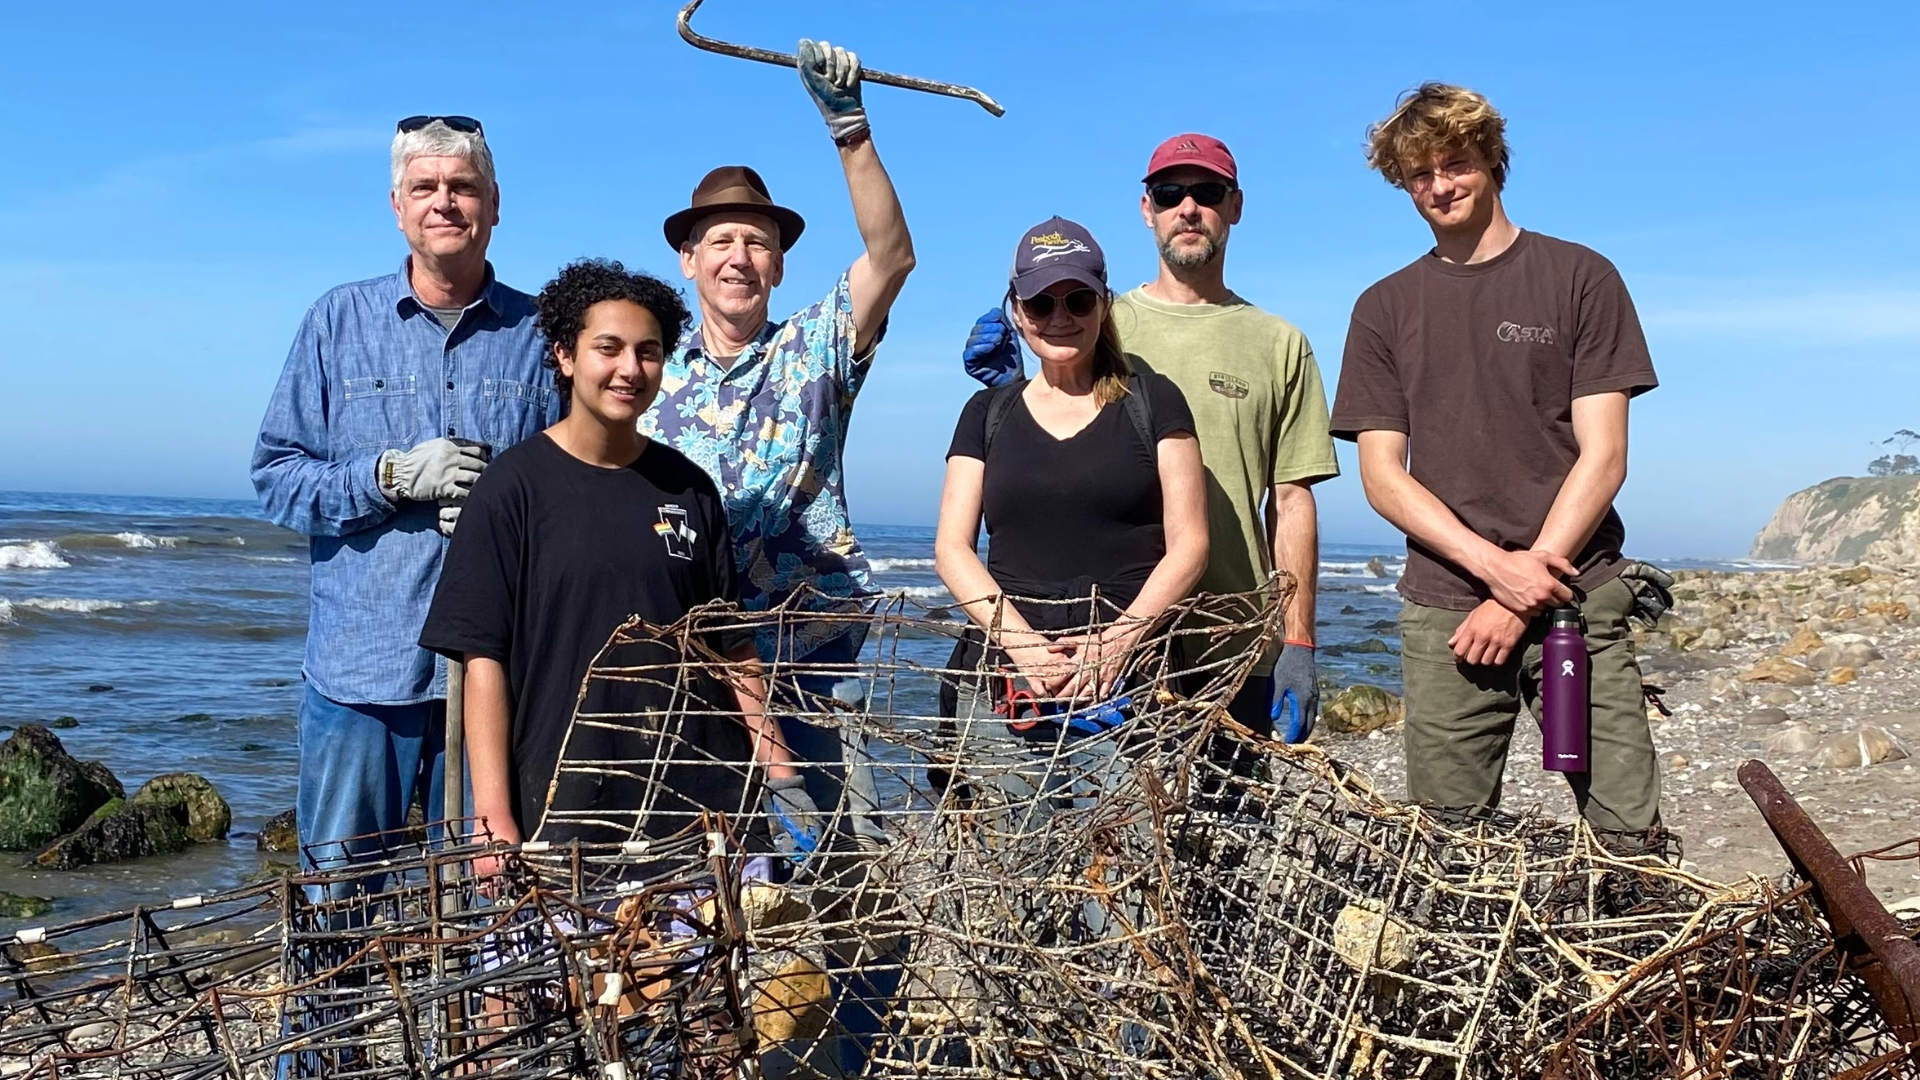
[1,0,1914,559]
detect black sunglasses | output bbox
[1015,288,1104,320]
[1148,181,1233,210]
[396,114,484,135]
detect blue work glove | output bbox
[764,775,824,867]
[797,39,868,143]
[962,309,1023,387]
[1270,642,1319,744]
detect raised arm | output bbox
[796,39,914,353]
[251,309,397,537]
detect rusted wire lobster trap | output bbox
[3,581,1916,1078]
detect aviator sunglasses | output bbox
[1015,288,1104,320]
[1148,180,1233,210]
[396,114,484,135]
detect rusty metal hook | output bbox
[676,0,1006,118]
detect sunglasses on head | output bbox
[1015,287,1104,320]
[396,114,484,135]
[1148,180,1233,210]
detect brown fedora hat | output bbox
[662,165,806,253]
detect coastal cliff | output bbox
[1751,476,1920,564]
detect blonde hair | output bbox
[1366,82,1509,190]
[1008,292,1134,406]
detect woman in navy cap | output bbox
[933,216,1206,834]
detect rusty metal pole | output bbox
[1737,758,1920,1052]
[677,0,1006,116]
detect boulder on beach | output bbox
[130,773,231,843]
[29,798,191,870]
[0,891,53,919]
[1812,724,1910,769]
[1779,626,1823,658]
[28,771,233,870]
[0,725,125,851]
[1322,685,1404,735]
[1740,657,1816,686]
[258,808,298,853]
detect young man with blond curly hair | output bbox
[1329,84,1664,840]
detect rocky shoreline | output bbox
[1318,561,1919,901]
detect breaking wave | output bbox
[0,541,69,570]
[891,586,952,600]
[870,557,937,573]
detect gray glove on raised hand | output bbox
[764,774,825,867]
[377,438,486,504]
[797,38,867,143]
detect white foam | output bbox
[242,555,301,564]
[1363,584,1402,595]
[891,586,952,600]
[1321,560,1406,578]
[17,598,125,613]
[0,599,12,624]
[869,557,936,573]
[113,532,182,550]
[0,541,69,570]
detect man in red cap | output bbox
[961,133,1338,744]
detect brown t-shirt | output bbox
[1329,230,1658,611]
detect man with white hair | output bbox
[253,115,558,870]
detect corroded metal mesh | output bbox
[3,584,1916,1078]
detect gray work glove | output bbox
[377,438,486,504]
[436,499,462,538]
[764,775,825,868]
[797,39,868,143]
[1269,643,1319,744]
[1616,561,1675,628]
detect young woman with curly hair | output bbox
[419,258,816,874]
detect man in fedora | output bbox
[640,38,914,1075]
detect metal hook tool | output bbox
[677,0,1006,117]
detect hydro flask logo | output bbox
[1559,659,1576,678]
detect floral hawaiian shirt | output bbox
[640,271,878,661]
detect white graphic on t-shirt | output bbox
[1497,321,1557,345]
[654,505,696,561]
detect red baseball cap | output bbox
[1142,133,1237,184]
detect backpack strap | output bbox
[1122,372,1158,464]
[981,381,1025,460]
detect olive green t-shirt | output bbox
[1112,288,1340,610]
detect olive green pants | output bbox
[1398,576,1662,833]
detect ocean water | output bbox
[0,491,1408,923]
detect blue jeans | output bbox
[769,628,901,1078]
[295,683,446,902]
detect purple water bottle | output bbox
[1540,607,1589,773]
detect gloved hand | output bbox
[1615,560,1675,628]
[436,499,462,538]
[962,309,1023,388]
[377,438,486,504]
[797,39,867,143]
[764,775,825,867]
[1270,642,1319,744]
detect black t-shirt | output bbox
[946,372,1195,632]
[419,433,758,849]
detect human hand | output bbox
[470,815,523,896]
[378,438,487,504]
[436,499,462,538]
[1058,621,1143,704]
[1478,548,1576,616]
[962,309,1022,388]
[1269,642,1319,743]
[797,39,867,143]
[1449,600,1529,666]
[1003,641,1071,698]
[764,775,824,867]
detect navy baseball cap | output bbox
[1009,216,1107,300]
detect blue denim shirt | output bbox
[252,262,558,706]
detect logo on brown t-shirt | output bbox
[1209,371,1250,399]
[1496,321,1556,345]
